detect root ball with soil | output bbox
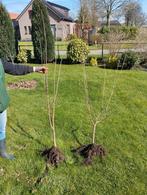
[41,146,65,167]
[72,144,106,165]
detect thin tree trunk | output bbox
[106,11,110,29]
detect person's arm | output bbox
[2,59,47,75]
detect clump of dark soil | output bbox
[41,146,65,167]
[72,144,106,165]
[7,80,37,90]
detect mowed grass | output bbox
[18,41,137,51]
[0,65,146,194]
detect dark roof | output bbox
[47,1,69,11]
[99,20,121,26]
[46,1,73,22]
[17,0,73,22]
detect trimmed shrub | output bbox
[67,38,89,63]
[119,51,140,69]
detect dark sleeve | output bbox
[2,60,34,75]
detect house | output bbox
[9,12,19,20]
[9,12,19,27]
[16,0,75,41]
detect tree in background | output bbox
[123,0,147,27]
[77,0,90,40]
[31,0,55,63]
[0,2,16,62]
[97,0,128,28]
[88,0,99,28]
[77,0,99,41]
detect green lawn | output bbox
[18,41,137,51]
[18,41,69,51]
[0,65,146,194]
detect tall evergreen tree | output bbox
[0,3,16,61]
[31,0,55,63]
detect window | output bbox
[67,24,70,35]
[50,24,56,38]
[28,26,31,35]
[24,26,27,35]
[28,10,32,19]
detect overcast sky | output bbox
[1,0,147,17]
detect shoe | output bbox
[0,139,15,160]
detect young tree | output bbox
[31,0,55,63]
[0,3,16,62]
[31,0,64,166]
[97,0,128,28]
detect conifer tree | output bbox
[0,3,16,61]
[31,0,55,63]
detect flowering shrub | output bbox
[90,57,98,66]
[17,49,27,63]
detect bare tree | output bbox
[123,0,147,27]
[33,0,64,167]
[88,0,99,28]
[77,0,99,40]
[97,0,128,28]
[78,0,90,38]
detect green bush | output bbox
[89,57,98,66]
[99,25,138,40]
[56,37,62,41]
[17,49,28,63]
[121,26,138,40]
[26,50,32,62]
[67,38,89,63]
[119,51,140,69]
[129,27,138,39]
[99,26,110,34]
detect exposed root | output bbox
[72,144,106,165]
[41,146,65,167]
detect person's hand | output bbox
[34,66,48,74]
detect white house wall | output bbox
[58,21,73,40]
[18,4,32,41]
